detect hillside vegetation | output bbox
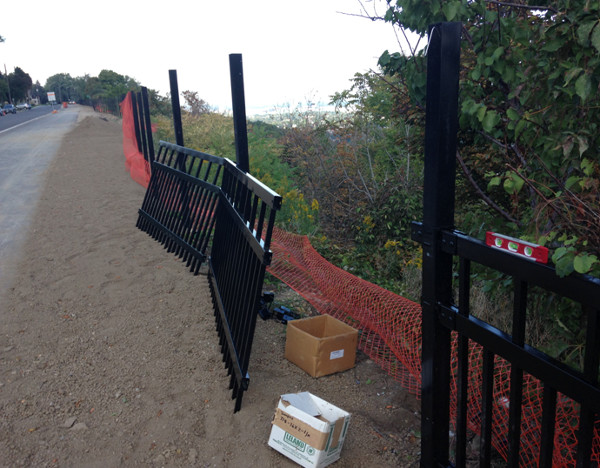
[41,1,598,369]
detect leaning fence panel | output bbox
[137,144,281,412]
[208,159,281,412]
[136,141,224,273]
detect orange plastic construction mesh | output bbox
[118,102,598,464]
[267,227,423,396]
[120,92,151,189]
[266,227,600,466]
[448,335,600,466]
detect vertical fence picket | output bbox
[411,20,600,467]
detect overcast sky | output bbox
[1,0,420,113]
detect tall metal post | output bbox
[141,86,155,164]
[229,54,250,173]
[419,22,461,468]
[130,92,143,153]
[136,91,149,163]
[169,69,185,147]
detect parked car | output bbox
[3,104,17,114]
[16,103,31,110]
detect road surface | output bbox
[0,105,83,302]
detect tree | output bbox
[0,72,9,103]
[45,73,75,103]
[181,90,213,116]
[8,67,32,102]
[31,81,46,104]
[375,0,600,277]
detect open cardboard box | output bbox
[268,392,351,468]
[285,314,358,378]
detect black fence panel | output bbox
[413,21,600,468]
[130,87,155,165]
[208,159,281,412]
[136,141,224,273]
[137,140,281,412]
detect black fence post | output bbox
[419,22,461,468]
[169,69,185,147]
[141,86,155,164]
[135,91,149,163]
[229,53,250,173]
[130,91,143,154]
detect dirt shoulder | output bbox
[0,111,421,467]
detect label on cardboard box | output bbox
[330,349,344,360]
[268,392,351,468]
[272,408,330,451]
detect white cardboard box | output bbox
[268,392,351,468]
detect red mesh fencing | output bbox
[267,227,423,395]
[266,227,600,466]
[119,92,151,188]
[118,101,598,465]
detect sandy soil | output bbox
[0,109,421,467]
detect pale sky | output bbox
[1,0,419,113]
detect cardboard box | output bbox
[285,314,358,377]
[268,392,351,468]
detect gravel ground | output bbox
[0,110,422,467]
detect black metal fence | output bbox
[135,64,281,412]
[413,22,600,467]
[137,141,224,273]
[130,87,155,165]
[209,158,281,411]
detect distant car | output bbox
[3,104,17,114]
[16,103,31,110]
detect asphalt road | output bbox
[0,104,58,131]
[0,105,81,302]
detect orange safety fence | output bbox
[266,228,600,466]
[119,100,598,466]
[268,227,423,395]
[267,228,600,466]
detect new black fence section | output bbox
[136,141,224,273]
[135,61,281,412]
[130,86,155,165]
[413,22,600,467]
[209,158,281,412]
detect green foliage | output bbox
[45,73,77,103]
[0,73,9,103]
[154,109,318,235]
[379,0,600,278]
[7,67,32,102]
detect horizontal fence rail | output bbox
[136,141,224,273]
[416,22,599,467]
[209,159,282,412]
[413,224,600,466]
[137,139,281,412]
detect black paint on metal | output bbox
[130,92,143,154]
[208,159,281,411]
[135,91,149,162]
[137,137,281,412]
[229,54,250,173]
[418,21,462,468]
[413,21,600,467]
[169,70,185,148]
[137,141,224,273]
[141,87,155,164]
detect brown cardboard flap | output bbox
[330,416,345,449]
[272,408,329,451]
